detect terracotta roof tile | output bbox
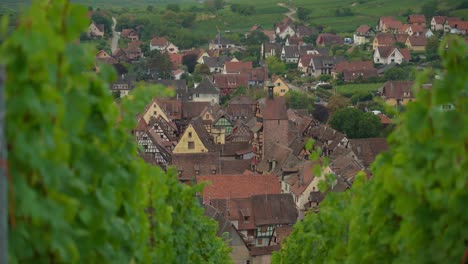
[197,173,281,203]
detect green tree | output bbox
[426,35,440,61]
[329,108,381,138]
[384,66,411,80]
[297,7,310,21]
[147,5,154,12]
[245,30,269,45]
[3,1,231,263]
[134,50,173,80]
[273,36,468,264]
[266,56,286,76]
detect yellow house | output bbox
[173,119,214,154]
[267,77,290,96]
[142,99,171,124]
[405,36,426,52]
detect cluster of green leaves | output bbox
[329,108,382,138]
[3,1,230,263]
[266,56,286,76]
[132,50,173,81]
[272,36,468,263]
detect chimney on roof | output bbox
[267,82,274,100]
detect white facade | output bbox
[374,48,406,64]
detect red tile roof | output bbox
[432,16,447,24]
[378,113,392,124]
[225,61,253,74]
[334,60,374,73]
[407,35,427,46]
[355,25,372,34]
[375,33,396,45]
[197,173,281,203]
[169,53,183,69]
[408,14,426,24]
[150,37,169,47]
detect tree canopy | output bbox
[273,36,468,264]
[329,108,382,138]
[3,1,231,263]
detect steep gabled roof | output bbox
[355,25,372,34]
[432,16,447,24]
[150,37,169,47]
[251,194,297,225]
[381,80,414,100]
[407,35,427,46]
[348,138,389,167]
[407,14,426,24]
[195,76,219,95]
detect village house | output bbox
[209,193,297,248]
[347,138,389,168]
[373,46,410,64]
[262,43,282,58]
[136,128,172,168]
[380,80,414,105]
[431,16,447,31]
[332,61,377,82]
[316,33,344,47]
[192,76,220,105]
[198,172,282,204]
[213,74,249,96]
[172,117,216,154]
[248,67,268,87]
[149,37,179,53]
[308,55,345,78]
[405,36,427,52]
[372,33,402,50]
[202,56,234,73]
[209,34,237,50]
[297,54,315,75]
[285,36,304,46]
[96,50,117,64]
[110,72,134,97]
[353,25,375,45]
[295,24,316,38]
[275,17,296,39]
[267,77,290,96]
[280,45,300,63]
[446,20,468,35]
[224,61,253,74]
[226,95,257,120]
[87,21,104,38]
[203,204,252,264]
[281,161,325,211]
[172,152,220,183]
[407,14,427,27]
[444,17,463,33]
[121,28,139,41]
[377,16,403,32]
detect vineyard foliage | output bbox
[2,1,230,263]
[273,36,468,263]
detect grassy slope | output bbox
[335,83,384,95]
[2,0,467,34]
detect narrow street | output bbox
[111,16,119,54]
